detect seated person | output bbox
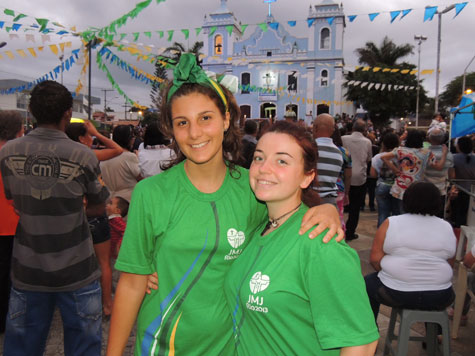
[365,182,456,322]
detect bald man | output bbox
[313,114,344,206]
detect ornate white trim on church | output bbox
[201,0,352,125]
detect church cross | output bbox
[263,0,277,17]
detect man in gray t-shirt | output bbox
[0,81,109,355]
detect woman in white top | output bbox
[137,124,174,178]
[365,181,456,322]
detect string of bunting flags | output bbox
[0,49,81,95]
[0,41,72,59]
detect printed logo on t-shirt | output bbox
[246,272,269,313]
[224,228,245,260]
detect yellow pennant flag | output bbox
[16,49,27,58]
[59,42,66,52]
[401,69,410,74]
[49,45,59,55]
[314,99,318,105]
[28,48,37,57]
[421,69,434,75]
[70,26,77,33]
[373,67,381,72]
[390,68,400,73]
[227,57,232,61]
[144,46,152,52]
[307,99,312,104]
[5,51,14,59]
[38,46,44,52]
[362,66,370,71]
[382,68,391,72]
[410,70,418,75]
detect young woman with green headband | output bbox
[107,53,344,356]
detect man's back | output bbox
[0,128,108,291]
[342,132,372,186]
[315,137,343,198]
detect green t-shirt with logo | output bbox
[115,161,266,356]
[224,205,379,355]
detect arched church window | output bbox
[287,71,298,91]
[320,28,330,49]
[214,35,223,55]
[241,73,250,94]
[321,70,328,87]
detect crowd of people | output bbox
[0,53,474,356]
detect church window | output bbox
[287,71,298,91]
[320,28,330,49]
[241,73,250,94]
[321,70,328,87]
[214,35,223,55]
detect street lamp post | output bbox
[414,35,427,128]
[462,54,475,95]
[434,4,456,113]
[59,55,64,84]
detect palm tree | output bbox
[356,36,413,67]
[162,41,204,64]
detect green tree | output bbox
[439,72,475,111]
[149,61,168,111]
[345,37,426,128]
[162,41,204,63]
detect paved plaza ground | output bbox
[0,208,474,355]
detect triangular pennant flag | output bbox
[5,51,14,59]
[348,15,357,22]
[13,14,27,22]
[258,23,268,31]
[16,49,26,58]
[375,83,381,90]
[421,69,434,75]
[382,68,391,72]
[362,66,370,71]
[454,2,468,18]
[424,6,438,22]
[373,67,381,72]
[41,34,50,43]
[144,31,152,38]
[241,24,248,33]
[388,85,392,91]
[0,22,4,29]
[59,42,66,52]
[369,13,379,22]
[287,20,296,27]
[49,44,59,55]
[327,17,335,25]
[36,18,49,32]
[181,29,189,39]
[368,83,374,90]
[400,9,412,20]
[401,69,410,74]
[133,32,140,41]
[120,33,127,41]
[307,18,316,27]
[5,27,12,33]
[410,70,418,75]
[269,22,279,30]
[28,48,37,57]
[195,27,202,36]
[38,46,44,51]
[361,82,368,88]
[65,42,71,48]
[390,10,401,23]
[65,58,70,70]
[157,30,164,38]
[381,84,386,90]
[225,25,233,36]
[56,30,69,35]
[208,26,217,36]
[167,30,174,41]
[390,68,400,73]
[4,9,15,17]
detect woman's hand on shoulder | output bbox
[299,203,344,243]
[146,272,159,294]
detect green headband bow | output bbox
[167,53,228,111]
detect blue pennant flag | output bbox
[327,17,335,25]
[390,10,400,23]
[307,18,316,27]
[269,22,279,30]
[65,58,70,71]
[12,23,21,31]
[424,6,438,22]
[0,21,4,29]
[56,30,68,35]
[287,20,296,27]
[368,13,379,22]
[454,2,468,18]
[348,15,357,22]
[400,9,412,20]
[72,49,80,58]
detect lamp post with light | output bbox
[462,54,475,95]
[434,4,456,113]
[414,35,427,128]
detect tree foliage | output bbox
[439,72,475,111]
[345,37,426,127]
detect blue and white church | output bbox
[201,0,352,125]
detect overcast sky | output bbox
[0,0,473,113]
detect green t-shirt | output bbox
[115,161,267,356]
[224,205,379,355]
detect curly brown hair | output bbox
[159,82,242,175]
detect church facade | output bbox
[201,0,352,125]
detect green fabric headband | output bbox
[167,53,228,111]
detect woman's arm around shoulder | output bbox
[300,203,344,242]
[370,218,389,271]
[341,341,378,356]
